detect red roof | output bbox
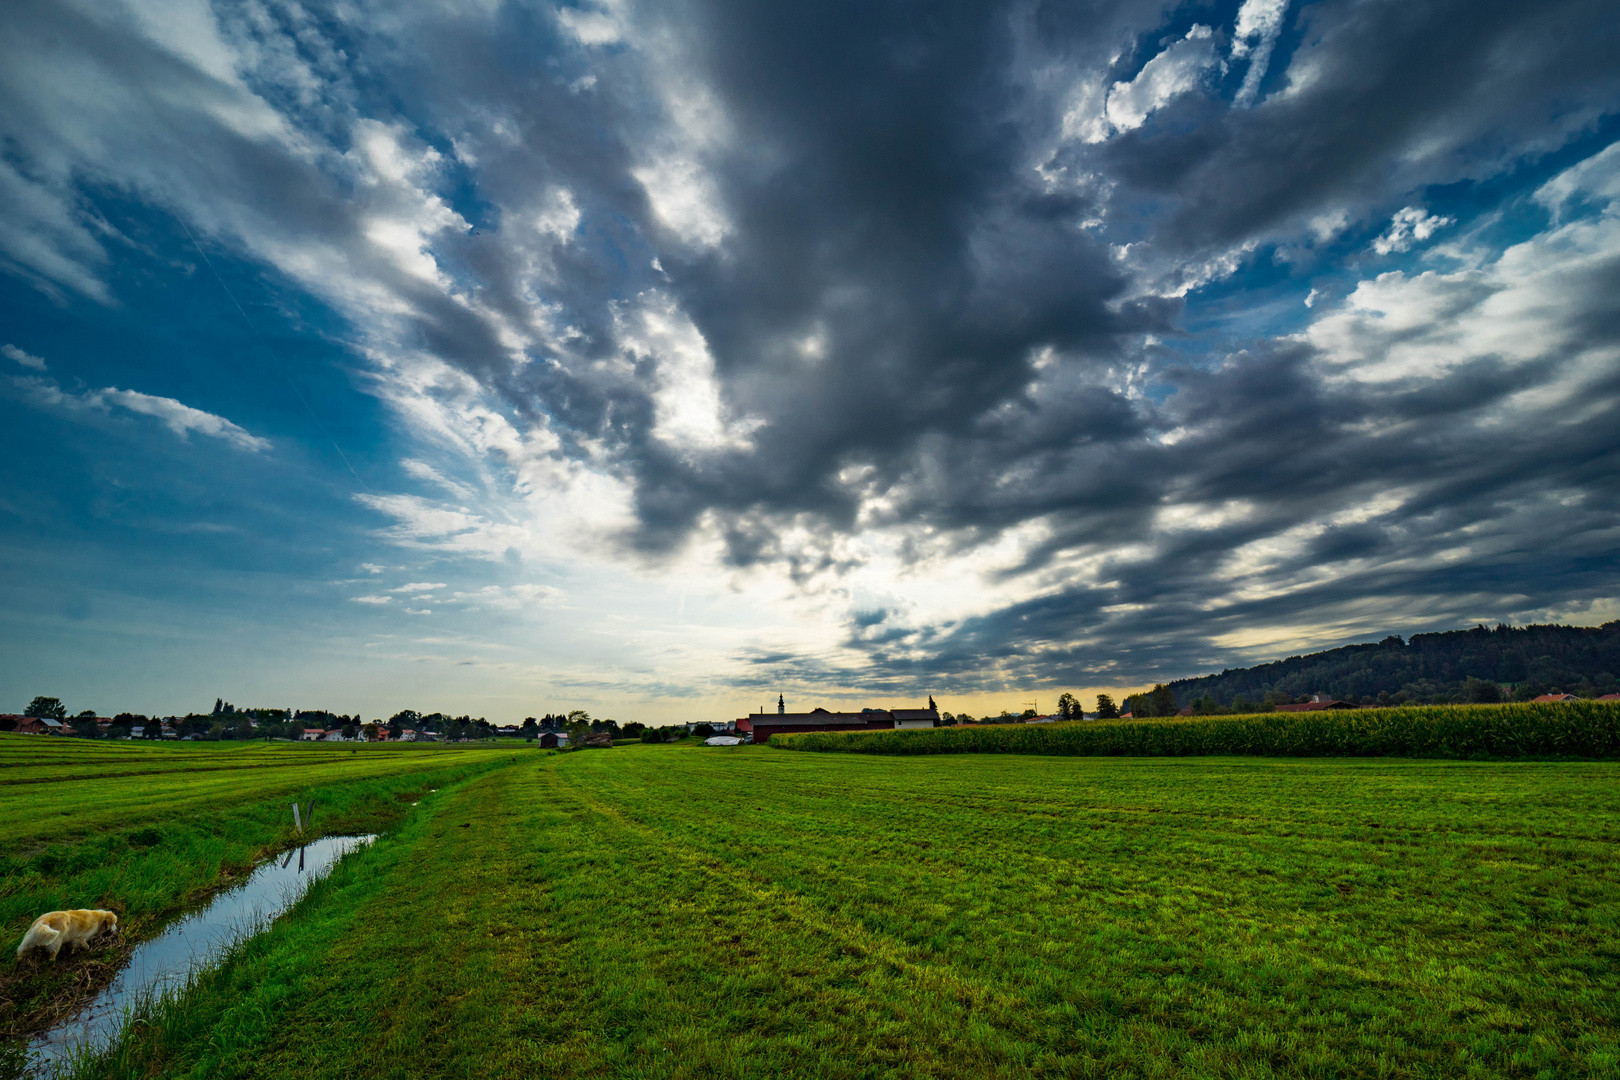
[1597,694,1620,702]
[1275,700,1359,711]
[1531,694,1578,702]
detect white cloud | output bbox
[2,344,46,370]
[631,158,727,248]
[97,387,271,452]
[1104,26,1220,134]
[1311,151,1620,386]
[1371,206,1454,254]
[353,595,392,604]
[1535,139,1620,220]
[393,582,448,592]
[555,3,623,46]
[0,156,113,304]
[1231,0,1290,106]
[8,371,270,452]
[452,583,564,609]
[616,292,762,457]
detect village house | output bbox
[1531,693,1579,702]
[301,728,327,741]
[538,731,570,749]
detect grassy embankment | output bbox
[775,701,1620,758]
[0,736,518,1044]
[67,743,1620,1079]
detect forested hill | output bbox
[1168,622,1620,708]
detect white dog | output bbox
[16,909,120,961]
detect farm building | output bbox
[6,716,66,734]
[1601,694,1620,701]
[1532,693,1579,702]
[538,732,570,749]
[1275,699,1360,712]
[892,709,940,729]
[736,702,939,744]
[301,728,327,740]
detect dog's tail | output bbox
[17,923,61,958]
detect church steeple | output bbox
[778,693,785,715]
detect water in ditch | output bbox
[23,833,375,1077]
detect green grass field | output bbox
[0,735,518,1044]
[38,741,1620,1079]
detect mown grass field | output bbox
[0,736,518,1045]
[60,743,1620,1079]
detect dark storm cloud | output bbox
[4,0,1619,693]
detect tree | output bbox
[1095,694,1119,720]
[362,723,381,741]
[691,723,714,737]
[26,696,66,720]
[1191,694,1220,715]
[927,695,937,711]
[1056,692,1080,720]
[1229,694,1252,714]
[1148,684,1177,717]
[342,722,359,740]
[1463,677,1504,703]
[520,717,539,737]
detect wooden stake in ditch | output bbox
[292,802,303,834]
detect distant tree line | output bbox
[939,692,1121,724]
[1162,622,1620,711]
[3,696,643,742]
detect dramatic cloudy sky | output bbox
[2,0,1617,722]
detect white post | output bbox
[292,802,303,833]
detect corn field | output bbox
[772,701,1620,758]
